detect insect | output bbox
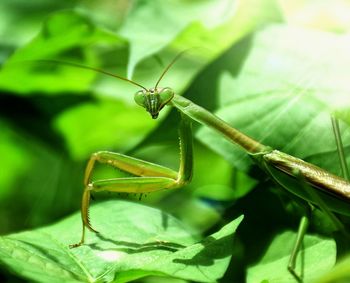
[41,53,350,282]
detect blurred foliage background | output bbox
[1,0,350,282]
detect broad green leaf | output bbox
[217,25,350,111]
[120,0,281,78]
[247,231,336,283]
[0,200,243,283]
[197,25,350,173]
[0,11,126,94]
[119,0,237,78]
[0,1,281,161]
[0,0,281,95]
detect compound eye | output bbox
[159,87,174,106]
[134,90,146,107]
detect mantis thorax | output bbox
[134,87,174,119]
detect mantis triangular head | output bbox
[133,51,185,119]
[134,87,174,119]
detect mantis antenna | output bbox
[31,59,148,91]
[154,50,189,89]
[31,50,189,92]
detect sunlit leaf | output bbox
[197,25,350,173]
[0,200,243,283]
[120,0,281,78]
[247,231,336,283]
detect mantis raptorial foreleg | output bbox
[70,113,193,248]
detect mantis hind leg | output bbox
[70,113,193,248]
[287,171,346,282]
[262,160,345,281]
[288,207,311,283]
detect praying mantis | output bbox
[42,53,350,282]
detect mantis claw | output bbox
[69,242,83,249]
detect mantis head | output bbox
[41,51,186,119]
[134,87,174,119]
[132,51,186,119]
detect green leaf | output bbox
[119,0,236,78]
[53,98,155,159]
[0,0,76,48]
[247,231,336,283]
[197,25,350,174]
[217,25,350,111]
[0,200,243,283]
[0,0,281,95]
[0,10,125,94]
[0,118,83,233]
[336,109,350,127]
[0,121,31,199]
[0,1,281,160]
[119,0,281,78]
[315,253,350,283]
[0,1,279,160]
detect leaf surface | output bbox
[247,231,336,283]
[0,200,243,283]
[197,25,350,174]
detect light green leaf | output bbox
[336,109,350,127]
[120,0,281,78]
[0,200,243,283]
[218,25,350,111]
[197,25,350,173]
[247,231,336,283]
[119,0,237,78]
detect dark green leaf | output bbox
[53,98,156,159]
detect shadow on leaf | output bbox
[172,234,233,266]
[88,232,187,254]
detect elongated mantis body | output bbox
[46,55,350,282]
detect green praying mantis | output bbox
[40,53,350,282]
